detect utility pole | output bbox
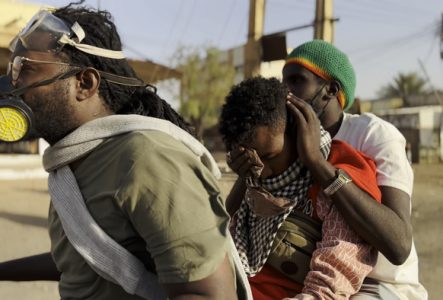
[418,59,443,106]
[244,0,265,79]
[440,13,443,59]
[314,0,335,43]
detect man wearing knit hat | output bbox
[284,40,427,300]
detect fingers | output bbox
[229,147,246,161]
[287,93,317,123]
[286,92,304,104]
[286,93,305,126]
[286,99,306,130]
[286,94,310,131]
[228,149,249,169]
[227,147,264,177]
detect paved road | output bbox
[0,155,441,299]
[0,155,57,300]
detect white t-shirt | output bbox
[334,112,428,300]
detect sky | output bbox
[23,0,443,100]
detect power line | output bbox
[351,23,439,68]
[356,37,434,69]
[124,45,153,61]
[424,34,440,63]
[121,2,187,63]
[348,21,439,57]
[217,0,238,43]
[150,0,195,82]
[339,1,420,20]
[418,58,443,105]
[174,0,198,41]
[236,10,249,45]
[336,11,413,27]
[367,0,436,16]
[158,1,186,54]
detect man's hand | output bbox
[286,93,324,167]
[0,252,60,281]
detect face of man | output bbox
[282,63,328,115]
[10,47,80,145]
[243,125,296,179]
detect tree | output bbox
[377,72,428,106]
[172,46,236,140]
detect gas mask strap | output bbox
[98,71,145,87]
[10,68,82,97]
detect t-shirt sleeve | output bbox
[115,133,231,284]
[362,120,414,196]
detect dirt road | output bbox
[0,156,441,299]
[410,164,443,300]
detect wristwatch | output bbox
[323,168,353,196]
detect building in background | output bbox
[219,44,287,84]
[361,94,443,163]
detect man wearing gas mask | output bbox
[0,3,251,300]
[219,76,382,299]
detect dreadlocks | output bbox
[219,76,288,151]
[53,1,193,135]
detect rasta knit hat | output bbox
[285,40,356,111]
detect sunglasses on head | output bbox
[7,56,74,82]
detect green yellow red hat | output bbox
[285,40,356,111]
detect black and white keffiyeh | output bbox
[233,127,332,276]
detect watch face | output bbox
[337,169,352,183]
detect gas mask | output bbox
[0,9,150,142]
[0,75,34,142]
[0,68,82,142]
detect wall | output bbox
[378,106,442,163]
[222,45,288,83]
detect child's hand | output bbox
[226,147,264,178]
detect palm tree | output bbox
[377,72,428,106]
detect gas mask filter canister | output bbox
[0,76,34,142]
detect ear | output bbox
[75,68,101,101]
[326,80,341,97]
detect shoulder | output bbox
[342,112,395,131]
[338,113,405,146]
[110,130,220,197]
[85,130,211,195]
[355,113,403,138]
[101,131,197,166]
[340,114,413,193]
[109,130,184,153]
